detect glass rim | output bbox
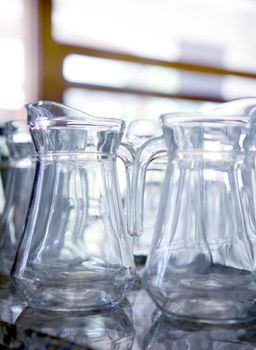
[25,100,126,131]
[160,112,252,126]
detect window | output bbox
[37,0,256,120]
[0,0,38,123]
[2,0,256,123]
[0,0,25,121]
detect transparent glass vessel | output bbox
[0,121,35,276]
[133,113,256,324]
[124,119,166,262]
[11,101,135,311]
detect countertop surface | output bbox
[1,269,256,349]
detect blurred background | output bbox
[1,0,256,123]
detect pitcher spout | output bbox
[25,100,126,155]
[210,97,256,117]
[25,100,96,126]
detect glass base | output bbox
[12,265,135,311]
[143,264,256,325]
[154,298,256,326]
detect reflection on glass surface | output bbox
[16,302,135,350]
[0,127,6,215]
[143,314,256,350]
[0,276,27,324]
[127,287,157,350]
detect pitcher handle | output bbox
[131,136,167,237]
[117,142,135,235]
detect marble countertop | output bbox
[1,271,256,350]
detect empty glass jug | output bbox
[0,120,35,276]
[133,112,256,324]
[11,101,135,311]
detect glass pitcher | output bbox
[11,101,135,311]
[124,119,166,263]
[0,120,35,276]
[133,112,256,324]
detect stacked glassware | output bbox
[0,98,256,340]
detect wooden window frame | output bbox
[37,0,256,103]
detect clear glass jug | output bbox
[0,120,35,276]
[11,101,135,311]
[133,112,256,324]
[124,119,166,263]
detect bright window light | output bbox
[0,0,25,119]
[0,38,24,109]
[63,55,180,93]
[222,76,256,100]
[63,88,215,121]
[53,0,256,72]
